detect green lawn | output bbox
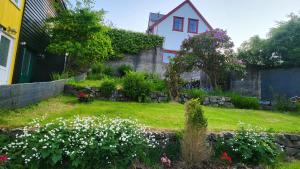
[0,95,300,133]
[278,160,300,169]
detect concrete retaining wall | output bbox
[0,80,66,109]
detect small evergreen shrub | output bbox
[215,125,281,167]
[99,79,116,98]
[117,65,133,77]
[1,118,161,169]
[122,72,151,102]
[182,99,209,166]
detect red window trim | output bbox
[188,18,199,34]
[173,16,184,32]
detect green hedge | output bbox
[107,28,164,55]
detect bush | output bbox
[182,99,209,166]
[215,125,281,167]
[229,93,260,110]
[99,79,116,98]
[183,89,208,101]
[117,65,133,77]
[273,94,299,112]
[88,64,116,80]
[145,73,167,92]
[208,90,260,110]
[122,72,151,102]
[107,28,164,55]
[1,117,160,169]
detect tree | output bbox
[177,29,241,88]
[238,13,300,68]
[46,0,113,74]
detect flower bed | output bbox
[0,117,171,169]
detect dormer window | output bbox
[173,16,184,32]
[188,18,199,34]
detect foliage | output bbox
[50,72,70,80]
[208,90,260,110]
[99,79,116,98]
[229,94,260,110]
[165,57,185,101]
[88,64,116,80]
[122,72,151,102]
[272,94,300,112]
[116,65,133,77]
[177,29,243,88]
[107,28,164,56]
[238,13,300,68]
[215,125,281,166]
[46,0,113,73]
[144,73,167,92]
[183,88,208,102]
[182,99,209,166]
[1,117,160,169]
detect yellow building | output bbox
[0,0,25,85]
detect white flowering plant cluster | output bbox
[1,117,162,169]
[215,125,281,167]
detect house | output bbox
[147,0,213,63]
[0,0,25,85]
[12,0,66,83]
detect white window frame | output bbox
[0,31,14,82]
[10,0,22,9]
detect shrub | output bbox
[117,65,133,77]
[88,64,116,80]
[1,117,160,169]
[229,94,260,110]
[145,73,167,92]
[208,91,260,110]
[122,72,151,102]
[183,89,208,102]
[99,79,116,98]
[215,125,281,167]
[273,94,299,112]
[107,28,164,55]
[182,99,209,166]
[50,72,70,80]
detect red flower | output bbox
[78,92,88,98]
[220,152,232,163]
[0,155,8,162]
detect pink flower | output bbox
[0,155,8,162]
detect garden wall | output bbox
[107,47,166,78]
[0,74,87,109]
[0,80,66,109]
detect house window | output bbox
[173,16,184,32]
[188,19,199,33]
[0,35,11,67]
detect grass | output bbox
[0,95,300,133]
[278,160,300,169]
[66,78,123,88]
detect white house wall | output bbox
[154,3,210,51]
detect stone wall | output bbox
[64,85,170,103]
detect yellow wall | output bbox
[0,0,25,84]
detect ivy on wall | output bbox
[107,28,164,55]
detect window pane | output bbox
[174,17,183,31]
[0,36,11,67]
[189,19,198,33]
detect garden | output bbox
[1,0,300,168]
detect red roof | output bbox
[149,0,213,30]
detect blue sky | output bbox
[92,0,300,48]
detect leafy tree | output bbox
[238,13,300,68]
[177,29,242,88]
[46,0,113,74]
